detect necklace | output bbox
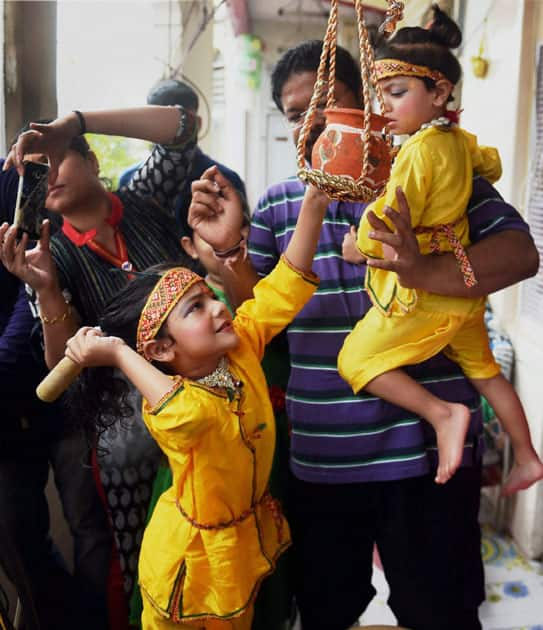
[420,116,453,131]
[196,357,240,393]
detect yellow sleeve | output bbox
[142,377,211,450]
[234,256,319,361]
[357,138,433,259]
[470,140,502,184]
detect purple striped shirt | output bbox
[248,175,530,483]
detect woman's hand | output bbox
[65,327,126,368]
[342,225,366,264]
[189,166,245,252]
[0,220,60,293]
[3,114,81,183]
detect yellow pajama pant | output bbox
[141,599,254,630]
[338,294,501,394]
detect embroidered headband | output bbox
[375,59,448,84]
[136,267,204,355]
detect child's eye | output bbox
[187,301,202,314]
[390,90,407,97]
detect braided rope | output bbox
[416,222,478,288]
[296,0,337,171]
[297,0,398,202]
[326,1,338,108]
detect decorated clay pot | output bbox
[311,107,392,194]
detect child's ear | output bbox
[141,337,175,363]
[433,79,454,108]
[181,236,199,260]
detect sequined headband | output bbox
[375,59,448,84]
[136,267,203,355]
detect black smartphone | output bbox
[14,160,50,240]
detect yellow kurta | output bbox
[338,126,502,393]
[138,257,318,626]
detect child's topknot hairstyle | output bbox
[375,4,463,87]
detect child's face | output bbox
[164,281,238,377]
[379,76,446,135]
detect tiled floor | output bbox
[359,519,543,629]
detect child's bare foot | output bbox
[432,403,471,485]
[501,457,543,496]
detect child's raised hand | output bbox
[189,166,245,253]
[65,327,126,369]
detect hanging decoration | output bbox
[296,0,403,202]
[471,18,489,79]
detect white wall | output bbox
[460,0,543,558]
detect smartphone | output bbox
[14,160,50,240]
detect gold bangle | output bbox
[40,304,72,325]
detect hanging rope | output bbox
[297,0,398,202]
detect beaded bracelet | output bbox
[40,304,72,326]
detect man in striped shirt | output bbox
[247,41,539,630]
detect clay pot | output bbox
[311,107,392,194]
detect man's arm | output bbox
[365,185,539,298]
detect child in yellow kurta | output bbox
[338,5,543,494]
[64,180,330,629]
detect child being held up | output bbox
[338,4,543,494]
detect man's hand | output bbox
[365,187,426,288]
[189,166,244,253]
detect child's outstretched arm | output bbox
[65,327,176,409]
[283,185,330,273]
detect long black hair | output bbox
[376,4,462,93]
[64,262,193,440]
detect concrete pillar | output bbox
[3,1,57,148]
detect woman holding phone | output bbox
[0,106,199,625]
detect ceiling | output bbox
[247,0,389,23]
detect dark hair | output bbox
[64,262,197,439]
[375,4,462,88]
[271,40,362,112]
[14,119,91,158]
[147,79,199,112]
